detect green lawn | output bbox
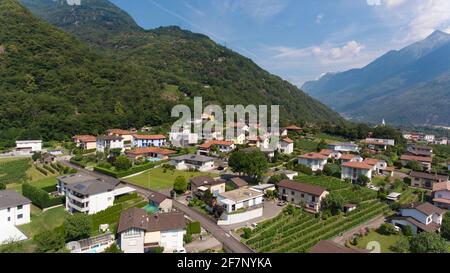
[356,230,404,253]
[125,167,218,191]
[19,206,67,238]
[8,176,58,193]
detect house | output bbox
[364,138,395,150]
[198,140,235,156]
[57,173,100,196]
[320,149,342,160]
[40,153,56,164]
[15,140,42,155]
[341,161,373,182]
[277,180,329,213]
[132,134,166,148]
[169,128,199,147]
[340,154,363,163]
[96,135,124,153]
[281,125,302,136]
[147,191,173,213]
[227,177,249,189]
[250,184,276,194]
[273,169,299,180]
[217,187,264,225]
[406,144,433,157]
[190,176,226,197]
[117,208,186,253]
[278,137,294,155]
[66,233,115,253]
[106,129,134,143]
[170,154,216,172]
[0,190,31,226]
[387,192,402,202]
[432,182,450,210]
[225,122,248,145]
[433,137,448,145]
[310,240,369,253]
[298,153,328,171]
[72,135,97,150]
[410,171,449,190]
[328,142,360,153]
[400,155,432,171]
[391,202,444,234]
[126,147,176,161]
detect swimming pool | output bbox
[147,158,162,162]
[143,204,159,214]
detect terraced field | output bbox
[245,201,388,253]
[0,158,30,185]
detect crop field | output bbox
[0,158,30,185]
[245,201,388,253]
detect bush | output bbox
[184,233,193,244]
[33,229,65,253]
[64,214,92,242]
[402,225,414,237]
[410,232,448,253]
[294,164,313,175]
[173,176,188,194]
[35,165,48,176]
[0,182,5,190]
[22,183,64,209]
[390,237,410,253]
[441,212,450,241]
[104,243,123,253]
[242,227,252,239]
[187,221,201,235]
[377,223,398,235]
[114,156,132,171]
[43,164,56,174]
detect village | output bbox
[1,117,450,254]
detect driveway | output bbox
[332,215,387,245]
[58,159,254,253]
[185,235,222,253]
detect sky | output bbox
[109,0,450,87]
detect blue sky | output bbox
[110,0,450,86]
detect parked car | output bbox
[173,248,187,253]
[277,201,286,207]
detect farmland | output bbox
[0,158,30,185]
[245,201,388,253]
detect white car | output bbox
[173,248,187,253]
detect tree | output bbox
[114,155,132,171]
[409,232,448,253]
[0,182,5,190]
[321,193,345,215]
[32,152,42,162]
[33,230,65,253]
[229,149,268,181]
[407,161,423,172]
[294,164,313,175]
[104,243,123,253]
[377,223,398,235]
[268,174,288,186]
[64,214,92,242]
[173,176,188,194]
[441,212,450,241]
[356,175,370,187]
[228,150,247,175]
[316,139,328,152]
[242,227,252,239]
[390,237,410,253]
[322,164,335,176]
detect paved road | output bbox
[59,159,253,253]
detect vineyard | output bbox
[245,201,388,253]
[0,158,30,184]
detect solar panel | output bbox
[74,184,86,190]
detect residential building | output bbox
[432,182,450,210]
[57,173,100,196]
[126,147,176,161]
[278,137,294,155]
[400,155,433,171]
[281,125,302,136]
[340,154,363,163]
[298,153,328,171]
[278,180,328,213]
[410,171,449,190]
[319,149,342,160]
[364,138,395,150]
[341,161,373,182]
[170,154,216,172]
[169,128,199,147]
[406,144,433,157]
[147,191,173,213]
[363,158,393,176]
[117,208,186,253]
[0,190,31,226]
[15,140,42,154]
[217,187,264,225]
[273,169,299,180]
[198,140,235,156]
[310,240,370,253]
[96,135,124,153]
[132,134,166,148]
[250,184,276,195]
[227,177,249,189]
[391,202,444,234]
[72,135,97,150]
[433,137,448,145]
[106,129,134,143]
[190,176,226,197]
[328,142,360,153]
[65,179,115,215]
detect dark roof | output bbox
[410,171,448,182]
[401,202,445,216]
[0,190,31,210]
[147,191,169,204]
[278,180,327,196]
[229,177,249,188]
[391,216,440,232]
[190,176,224,187]
[310,240,369,253]
[58,173,99,185]
[117,208,186,233]
[66,180,114,195]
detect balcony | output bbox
[68,201,89,213]
[68,193,88,203]
[227,203,264,215]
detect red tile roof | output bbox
[340,154,357,160]
[133,134,166,140]
[319,149,333,156]
[299,153,328,160]
[432,182,450,192]
[72,135,96,142]
[106,129,134,135]
[285,125,302,130]
[363,158,379,166]
[126,147,176,156]
[342,161,373,170]
[199,140,235,149]
[400,154,432,163]
[281,137,294,144]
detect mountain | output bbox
[302,30,450,126]
[0,0,342,147]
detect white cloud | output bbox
[214,0,288,20]
[316,13,324,25]
[366,0,381,6]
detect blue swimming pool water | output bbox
[147,158,162,162]
[143,204,159,214]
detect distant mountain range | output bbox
[302,30,450,126]
[0,0,343,145]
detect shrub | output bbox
[104,243,123,253]
[0,182,5,190]
[184,233,193,244]
[410,232,448,253]
[390,237,410,253]
[33,229,65,253]
[64,214,92,242]
[114,156,132,171]
[294,164,313,175]
[377,223,398,235]
[35,165,48,176]
[242,228,252,239]
[22,183,64,209]
[187,221,201,235]
[43,164,56,174]
[173,176,188,194]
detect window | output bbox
[282,189,286,194]
[312,196,316,202]
[17,214,23,219]
[17,205,23,210]
[291,191,295,195]
[7,217,11,222]
[7,207,10,212]
[301,194,304,198]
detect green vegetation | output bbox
[173,176,188,194]
[94,160,166,178]
[229,149,268,181]
[64,214,92,242]
[356,229,404,253]
[19,206,67,238]
[0,158,30,185]
[22,183,64,209]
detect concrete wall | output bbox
[218,207,263,226]
[0,204,30,226]
[120,228,145,253]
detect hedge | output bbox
[94,160,167,178]
[43,164,56,174]
[187,221,201,235]
[35,165,48,176]
[69,158,87,168]
[22,183,64,209]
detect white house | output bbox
[432,182,450,210]
[117,208,186,253]
[364,138,395,150]
[298,153,328,171]
[278,180,329,213]
[15,140,42,154]
[278,137,294,155]
[328,142,360,153]
[96,135,124,153]
[106,129,134,143]
[170,154,216,172]
[132,134,166,148]
[319,149,342,160]
[391,202,444,234]
[57,173,100,196]
[72,135,97,150]
[198,140,235,156]
[0,190,31,226]
[169,128,199,147]
[65,179,116,215]
[341,161,373,182]
[217,187,264,225]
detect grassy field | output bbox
[19,206,67,238]
[356,230,404,253]
[125,167,218,191]
[8,176,58,193]
[0,158,30,185]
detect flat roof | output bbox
[219,188,263,203]
[58,173,98,184]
